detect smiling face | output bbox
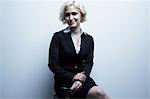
[64,6,82,28]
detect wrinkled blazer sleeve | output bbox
[83,36,94,77]
[48,33,74,81]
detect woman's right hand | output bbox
[70,81,82,93]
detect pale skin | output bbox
[64,5,110,99]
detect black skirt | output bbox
[54,77,97,99]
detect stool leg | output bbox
[54,94,58,99]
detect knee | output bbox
[93,89,110,99]
[93,89,106,97]
[88,86,107,98]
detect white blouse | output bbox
[63,27,84,54]
[71,33,81,54]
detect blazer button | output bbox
[83,60,85,62]
[75,66,78,68]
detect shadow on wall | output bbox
[25,68,55,99]
[42,70,55,99]
[3,64,55,99]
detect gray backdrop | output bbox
[0,0,150,99]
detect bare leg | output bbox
[86,86,110,99]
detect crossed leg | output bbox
[86,86,110,99]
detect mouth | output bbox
[69,21,75,25]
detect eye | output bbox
[65,13,70,17]
[72,12,78,15]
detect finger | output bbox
[70,83,76,91]
[74,86,80,91]
[70,86,79,94]
[75,81,82,88]
[72,84,79,92]
[70,81,81,92]
[81,75,86,80]
[73,74,80,80]
[70,81,79,90]
[80,78,85,82]
[74,83,82,91]
[79,74,85,79]
[82,74,86,78]
[79,76,86,82]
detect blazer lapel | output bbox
[79,33,88,55]
[63,32,76,54]
[63,31,89,55]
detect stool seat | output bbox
[54,87,71,99]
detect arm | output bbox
[83,36,94,77]
[48,33,74,81]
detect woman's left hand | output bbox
[73,72,87,82]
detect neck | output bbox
[70,26,81,35]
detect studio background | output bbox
[0,0,150,99]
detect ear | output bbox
[80,14,84,23]
[80,17,83,23]
[63,20,67,24]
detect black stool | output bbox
[54,87,71,99]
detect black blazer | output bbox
[48,30,94,82]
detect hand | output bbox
[70,81,82,93]
[73,72,87,82]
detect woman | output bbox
[48,1,110,99]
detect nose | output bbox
[69,15,73,21]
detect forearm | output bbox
[48,63,75,81]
